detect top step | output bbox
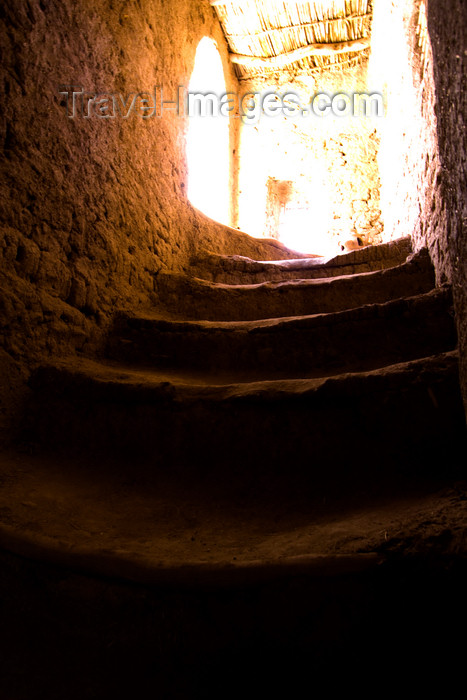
[156,248,434,322]
[190,237,413,285]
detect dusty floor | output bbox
[1,448,467,699]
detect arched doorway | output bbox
[186,37,230,226]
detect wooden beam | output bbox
[229,38,370,69]
[224,14,373,41]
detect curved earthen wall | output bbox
[0,0,294,442]
[426,0,467,416]
[371,0,466,412]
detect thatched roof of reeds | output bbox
[210,0,373,81]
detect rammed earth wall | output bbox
[0,0,293,443]
[0,0,466,444]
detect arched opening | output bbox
[220,1,435,258]
[186,37,230,226]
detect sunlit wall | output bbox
[237,68,384,256]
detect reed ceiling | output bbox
[210,0,373,83]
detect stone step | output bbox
[156,249,435,321]
[0,449,462,589]
[1,445,466,696]
[108,287,457,379]
[25,352,465,488]
[0,447,385,584]
[190,236,413,284]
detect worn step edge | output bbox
[24,351,465,488]
[107,287,457,378]
[0,523,382,588]
[115,286,453,334]
[155,250,435,321]
[168,249,429,293]
[190,236,413,283]
[30,350,460,401]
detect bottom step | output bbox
[0,450,466,586]
[0,449,466,697]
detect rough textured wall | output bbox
[369,1,439,258]
[426,0,467,414]
[370,0,466,414]
[0,0,293,444]
[308,121,382,249]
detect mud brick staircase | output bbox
[0,236,466,697]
